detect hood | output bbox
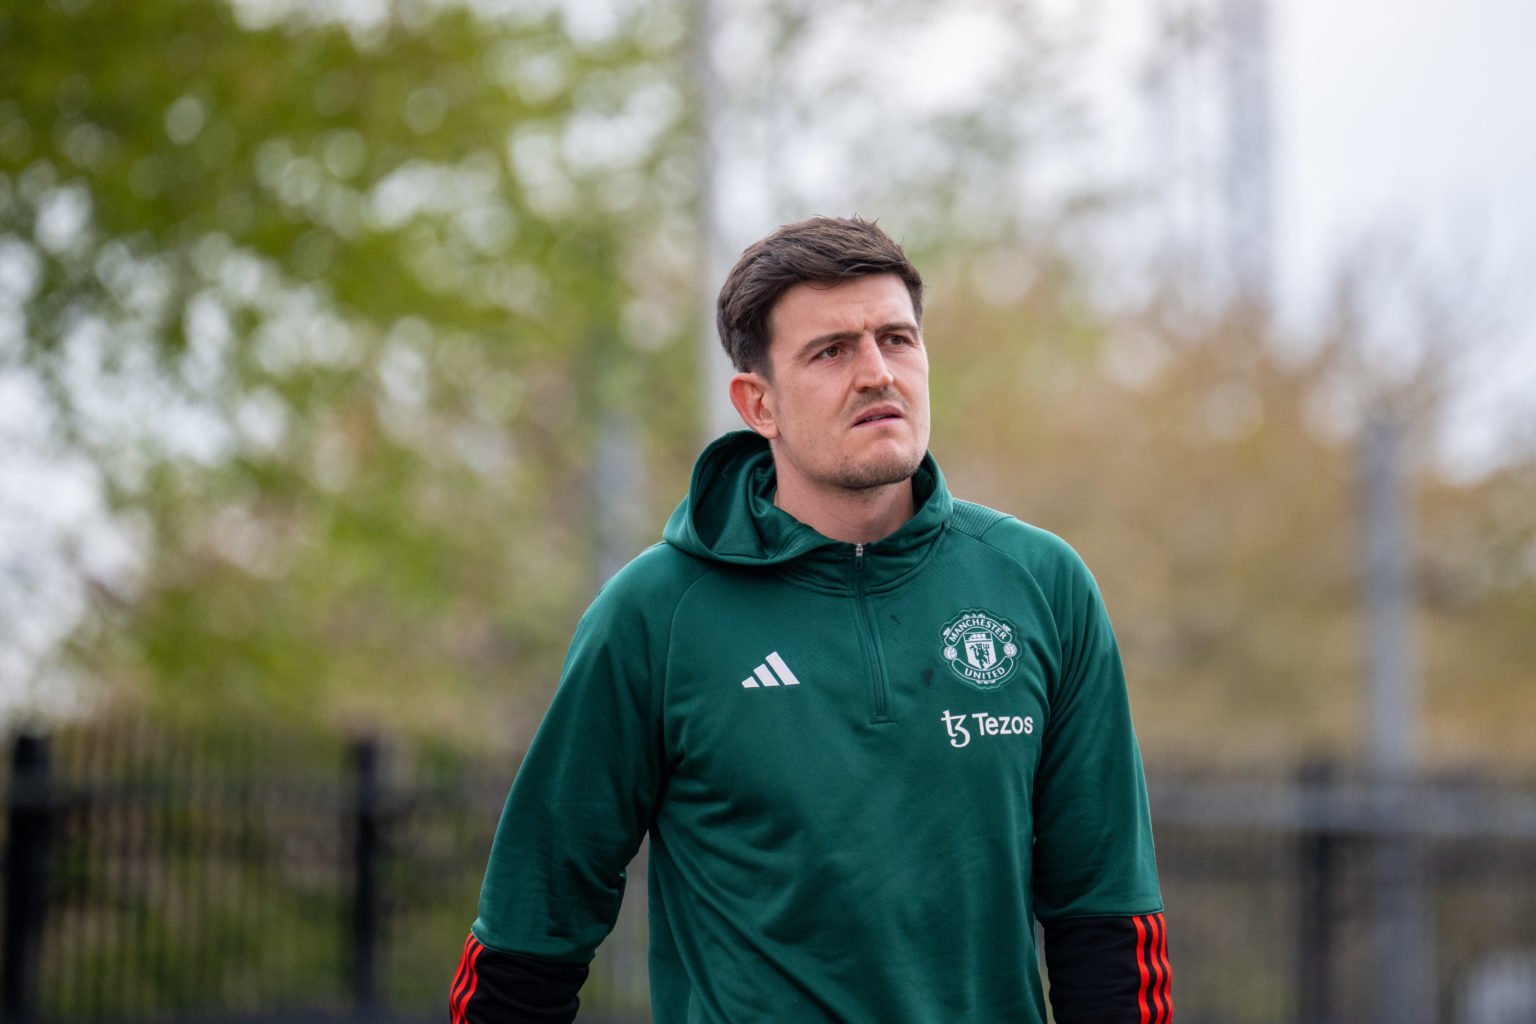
[662,430,953,587]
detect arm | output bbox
[1031,545,1171,1022]
[449,935,588,1024]
[1042,913,1172,1023]
[449,554,683,1023]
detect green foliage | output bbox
[4,1,1531,773]
[1,0,1117,741]
[2,0,700,740]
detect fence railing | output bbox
[4,726,1535,1024]
[1148,771,1536,1024]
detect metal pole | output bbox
[350,739,382,1017]
[3,734,51,1024]
[1359,409,1431,1024]
[1362,411,1419,778]
[695,0,737,442]
[1296,761,1335,1024]
[594,407,646,587]
[1221,0,1274,307]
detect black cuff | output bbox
[450,933,590,1024]
[1043,912,1172,1023]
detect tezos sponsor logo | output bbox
[940,609,1020,689]
[940,709,1034,749]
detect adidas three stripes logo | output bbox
[1133,912,1173,1023]
[741,651,801,689]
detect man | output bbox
[450,217,1172,1023]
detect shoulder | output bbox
[581,542,716,632]
[561,544,716,684]
[948,499,1097,595]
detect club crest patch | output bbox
[940,609,1020,689]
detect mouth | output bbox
[850,404,904,428]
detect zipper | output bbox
[852,543,893,723]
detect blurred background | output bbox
[2,0,1534,1022]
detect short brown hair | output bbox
[716,216,924,375]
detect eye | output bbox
[882,332,914,347]
[816,343,844,360]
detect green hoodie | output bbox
[472,431,1163,1023]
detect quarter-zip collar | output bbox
[662,430,952,593]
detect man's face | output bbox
[757,273,930,495]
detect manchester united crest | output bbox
[940,609,1020,690]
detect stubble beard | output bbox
[827,445,924,492]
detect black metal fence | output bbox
[0,723,648,1024]
[4,724,1536,1024]
[1150,772,1536,1024]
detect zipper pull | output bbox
[854,543,865,570]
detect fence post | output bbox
[350,738,382,1017]
[1296,761,1335,1024]
[3,734,52,1024]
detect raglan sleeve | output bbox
[449,566,672,1024]
[1031,543,1173,1023]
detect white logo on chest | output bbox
[740,651,801,689]
[940,709,1034,749]
[940,610,1021,689]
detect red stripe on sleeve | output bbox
[1155,914,1167,1019]
[1155,913,1173,1021]
[1139,912,1173,1023]
[450,934,473,1020]
[460,941,485,1021]
[1133,914,1153,1024]
[450,934,484,1024]
[1153,914,1170,1022]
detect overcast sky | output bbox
[980,0,1535,472]
[1274,0,1536,471]
[1278,0,1536,284]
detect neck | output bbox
[773,475,917,545]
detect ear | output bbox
[729,371,780,439]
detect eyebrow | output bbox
[794,321,920,360]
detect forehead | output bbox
[767,274,916,350]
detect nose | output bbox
[852,335,896,389]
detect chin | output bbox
[831,448,923,491]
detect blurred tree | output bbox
[1,0,700,742]
[0,0,1124,744]
[4,0,1530,774]
[924,266,1536,775]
